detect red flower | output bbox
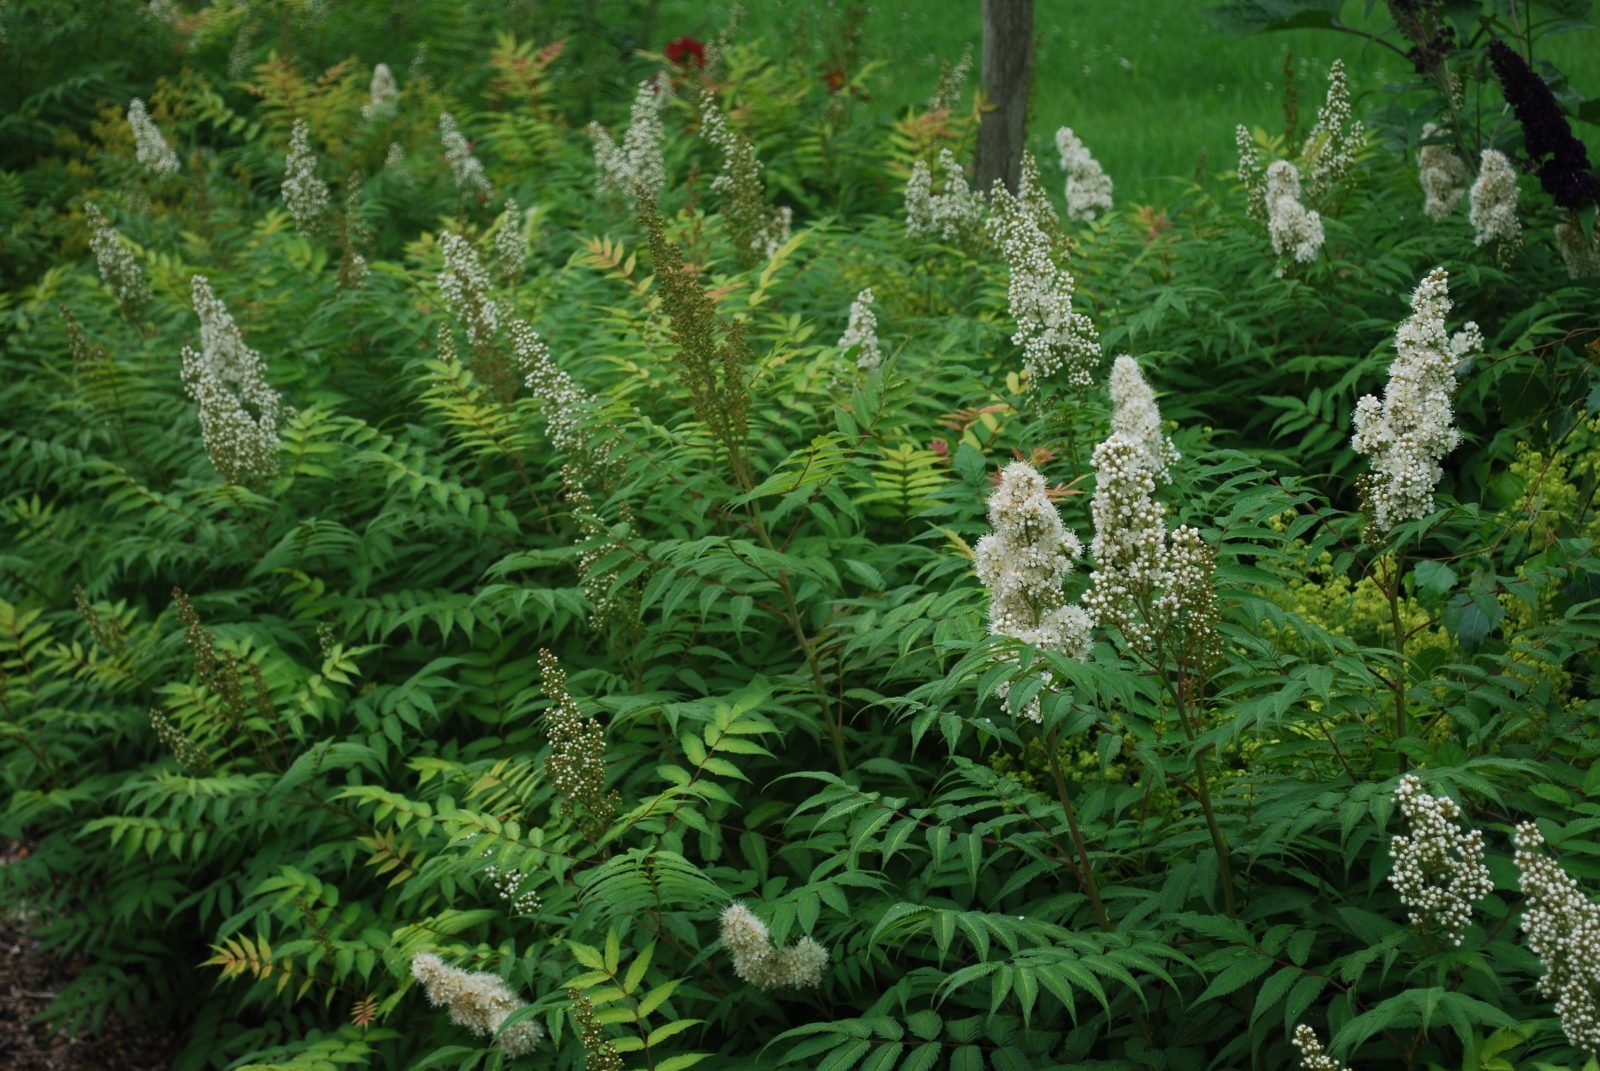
[665,36,705,69]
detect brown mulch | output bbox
[1,842,179,1071]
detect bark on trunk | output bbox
[975,0,1034,195]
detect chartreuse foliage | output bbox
[2,2,1600,1071]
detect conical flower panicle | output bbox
[839,288,882,370]
[1055,126,1113,222]
[987,182,1100,390]
[1513,822,1600,1058]
[1351,267,1480,534]
[1387,774,1492,946]
[180,276,282,485]
[410,952,543,1056]
[719,903,829,990]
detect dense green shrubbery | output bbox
[3,2,1600,1070]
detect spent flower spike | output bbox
[1387,774,1492,946]
[1351,267,1480,533]
[700,91,790,264]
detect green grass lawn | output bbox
[658,0,1600,205]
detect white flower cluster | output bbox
[282,119,329,234]
[905,148,986,247]
[1236,125,1267,221]
[589,80,666,206]
[1514,821,1600,1058]
[127,98,179,175]
[180,276,282,485]
[839,288,882,370]
[928,51,972,112]
[700,91,791,262]
[510,320,602,462]
[438,232,499,351]
[1351,267,1480,533]
[495,198,527,282]
[1303,58,1363,199]
[1469,149,1521,250]
[975,461,1093,722]
[1055,127,1113,222]
[1556,220,1600,279]
[482,862,541,915]
[1266,160,1324,268]
[719,903,829,990]
[1418,123,1469,221]
[410,952,543,1056]
[439,112,492,197]
[1291,1024,1352,1071]
[361,62,398,121]
[987,183,1100,389]
[84,201,149,306]
[1386,774,1492,946]
[1085,357,1216,659]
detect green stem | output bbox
[1046,727,1111,931]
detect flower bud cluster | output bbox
[1291,1024,1352,1071]
[180,276,282,485]
[438,232,499,352]
[986,183,1100,389]
[150,707,211,775]
[719,903,829,990]
[482,862,541,915]
[127,98,179,175]
[510,320,603,463]
[1266,160,1324,268]
[975,461,1093,722]
[1556,219,1600,279]
[1055,126,1113,222]
[905,148,986,248]
[1514,821,1600,1059]
[928,52,972,112]
[282,118,329,234]
[410,952,543,1056]
[1470,149,1522,250]
[1418,123,1469,221]
[85,201,149,306]
[700,92,790,266]
[439,112,492,198]
[361,63,397,122]
[538,649,618,837]
[1236,125,1267,221]
[839,288,882,370]
[1303,59,1363,199]
[589,80,666,207]
[1386,774,1492,946]
[1351,267,1479,533]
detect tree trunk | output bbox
[975,0,1034,195]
